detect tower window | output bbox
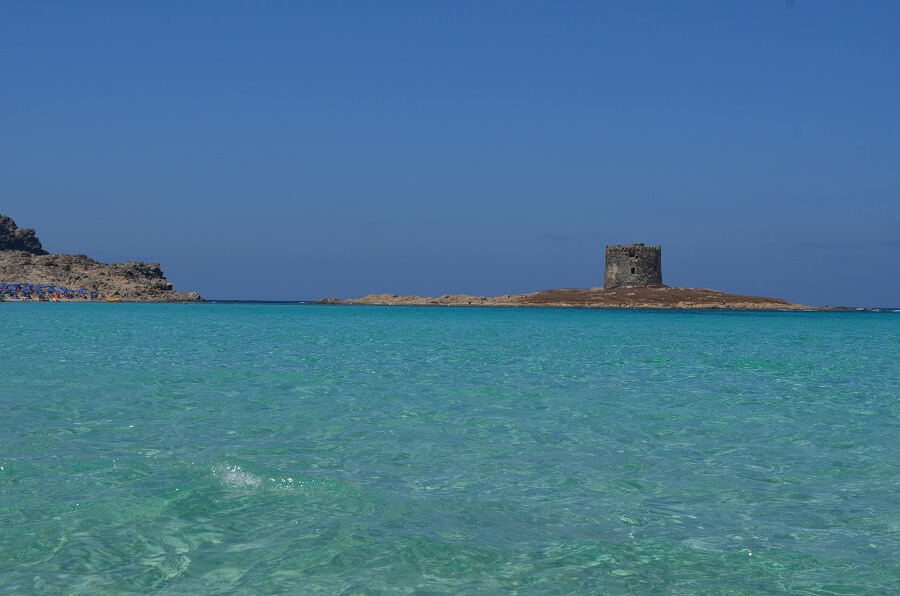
[631,267,636,274]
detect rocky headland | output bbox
[318,286,821,310]
[0,215,201,302]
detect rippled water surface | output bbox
[1,303,898,593]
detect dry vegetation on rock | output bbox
[320,286,815,310]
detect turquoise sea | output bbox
[1,303,897,593]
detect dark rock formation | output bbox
[0,215,201,301]
[0,215,49,255]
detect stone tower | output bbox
[604,243,663,289]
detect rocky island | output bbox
[0,215,201,302]
[317,287,815,310]
[319,243,819,310]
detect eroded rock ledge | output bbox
[318,286,822,310]
[0,215,201,302]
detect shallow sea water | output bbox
[1,303,898,593]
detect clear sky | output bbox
[2,1,898,306]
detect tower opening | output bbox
[631,267,636,274]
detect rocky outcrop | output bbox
[0,215,48,255]
[0,215,201,302]
[319,286,820,310]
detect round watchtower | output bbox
[604,243,663,289]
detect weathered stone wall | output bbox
[604,243,663,288]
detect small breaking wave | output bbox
[212,463,300,491]
[212,463,264,489]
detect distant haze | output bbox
[2,2,898,306]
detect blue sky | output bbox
[2,1,898,306]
